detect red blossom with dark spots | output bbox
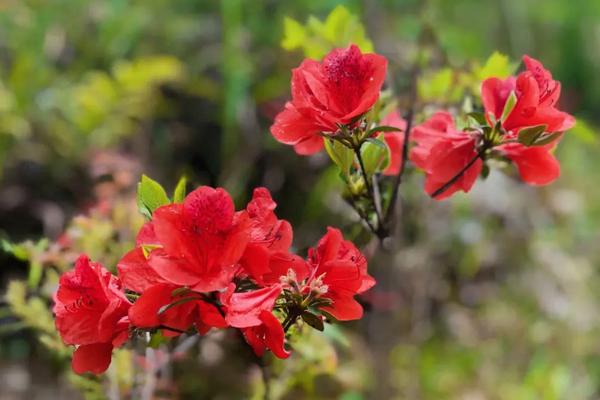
[271,44,387,154]
[120,186,250,294]
[53,255,131,374]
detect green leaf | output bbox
[418,68,454,102]
[360,138,390,174]
[173,176,187,203]
[368,125,403,135]
[137,175,170,218]
[158,296,202,316]
[474,51,515,81]
[532,132,562,146]
[500,91,517,122]
[324,138,354,175]
[281,17,307,51]
[281,6,373,59]
[518,125,548,146]
[302,311,324,331]
[467,112,487,126]
[1,239,28,260]
[365,137,388,147]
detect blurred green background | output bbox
[1,0,600,399]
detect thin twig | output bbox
[384,57,420,232]
[430,146,488,198]
[353,144,384,235]
[345,194,378,235]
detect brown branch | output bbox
[383,66,419,233]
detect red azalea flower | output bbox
[410,111,482,200]
[306,227,375,321]
[121,186,250,293]
[376,111,407,176]
[482,56,574,186]
[221,284,290,359]
[271,44,387,155]
[53,255,131,374]
[482,55,575,135]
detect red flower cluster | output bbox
[409,55,574,198]
[54,186,374,374]
[271,45,574,201]
[481,55,575,185]
[271,44,387,154]
[53,255,130,374]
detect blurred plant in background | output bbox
[1,1,600,399]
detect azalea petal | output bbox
[72,343,114,375]
[500,143,560,185]
[128,283,174,328]
[270,102,321,146]
[258,310,290,359]
[242,327,266,357]
[197,300,227,329]
[224,285,282,328]
[293,134,324,155]
[183,186,235,233]
[321,295,364,321]
[117,247,165,293]
[481,77,516,121]
[342,52,388,122]
[148,250,201,288]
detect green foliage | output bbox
[173,176,188,203]
[517,125,547,145]
[418,68,461,103]
[281,6,374,59]
[137,174,170,218]
[324,138,354,176]
[418,52,516,105]
[65,56,185,147]
[5,280,68,357]
[360,138,390,175]
[472,51,515,83]
[500,91,517,122]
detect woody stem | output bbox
[431,145,489,198]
